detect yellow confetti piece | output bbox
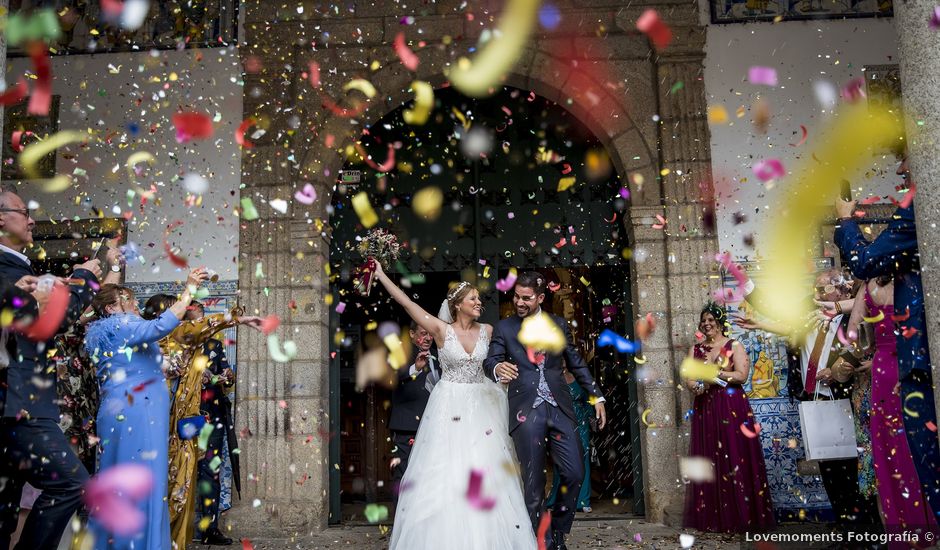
[447,0,541,97]
[19,130,88,191]
[579,276,590,287]
[641,408,654,427]
[557,176,576,192]
[679,357,720,381]
[352,192,378,228]
[412,186,443,220]
[707,105,728,124]
[862,311,885,323]
[402,81,434,126]
[518,314,566,354]
[633,354,647,365]
[762,105,903,329]
[904,391,925,418]
[383,333,408,370]
[343,78,377,98]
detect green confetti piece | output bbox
[364,503,388,523]
[209,455,223,473]
[241,197,259,220]
[197,423,214,451]
[255,262,265,278]
[669,81,684,94]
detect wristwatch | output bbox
[110,264,122,273]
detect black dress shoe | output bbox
[200,528,234,546]
[553,530,568,550]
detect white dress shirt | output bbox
[800,314,843,398]
[0,243,30,266]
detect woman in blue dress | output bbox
[84,268,208,550]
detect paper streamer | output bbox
[402,81,434,126]
[235,118,257,149]
[636,9,672,50]
[596,329,637,354]
[354,142,396,172]
[267,333,298,363]
[762,104,903,329]
[21,283,69,342]
[343,79,377,99]
[19,130,88,192]
[393,33,420,71]
[447,0,541,97]
[0,79,28,106]
[28,45,52,116]
[11,130,33,153]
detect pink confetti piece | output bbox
[841,77,866,103]
[790,124,808,147]
[235,118,256,149]
[495,271,517,292]
[931,6,940,29]
[651,214,667,229]
[740,422,761,438]
[27,45,52,116]
[516,410,527,423]
[294,183,318,205]
[335,302,346,314]
[307,61,321,88]
[466,469,497,510]
[752,158,785,182]
[747,66,778,87]
[278,400,288,409]
[900,183,916,209]
[172,112,214,143]
[260,314,280,335]
[84,464,154,536]
[636,9,672,50]
[393,32,419,71]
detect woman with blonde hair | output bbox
[371,261,535,550]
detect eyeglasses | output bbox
[0,208,31,219]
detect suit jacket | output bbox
[483,313,603,433]
[786,315,854,403]
[835,205,928,380]
[0,250,99,419]
[388,349,439,432]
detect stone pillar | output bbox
[894,1,940,419]
[0,0,8,132]
[619,2,719,525]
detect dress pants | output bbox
[0,418,89,550]
[195,425,227,539]
[901,370,940,525]
[390,430,417,498]
[511,402,583,535]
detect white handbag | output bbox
[798,387,859,461]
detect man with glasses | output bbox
[0,189,109,549]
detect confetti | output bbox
[740,422,762,438]
[707,105,728,124]
[596,329,637,354]
[412,186,443,220]
[351,192,379,228]
[448,0,541,97]
[862,311,885,323]
[364,503,389,523]
[163,221,188,268]
[84,464,154,536]
[306,61,321,88]
[235,118,257,149]
[172,112,214,143]
[294,183,318,205]
[240,198,260,221]
[747,66,778,87]
[640,408,654,427]
[679,456,715,482]
[496,268,518,292]
[267,334,298,363]
[402,81,434,126]
[762,104,902,329]
[27,45,52,116]
[680,533,696,549]
[343,78,378,99]
[557,176,576,192]
[903,392,924,418]
[20,283,69,342]
[536,510,552,550]
[0,79,28,106]
[466,469,497,510]
[636,9,672,50]
[635,313,657,342]
[519,314,566,354]
[752,159,785,182]
[679,357,720,382]
[393,32,420,71]
[931,6,940,29]
[790,124,808,147]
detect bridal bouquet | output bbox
[354,228,400,296]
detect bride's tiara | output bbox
[447,281,471,301]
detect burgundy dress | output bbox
[683,339,776,533]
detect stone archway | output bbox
[234,0,716,534]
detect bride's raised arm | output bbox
[372,259,448,344]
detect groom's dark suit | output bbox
[483,311,603,538]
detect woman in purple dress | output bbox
[848,277,936,534]
[683,303,775,533]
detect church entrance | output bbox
[328,86,643,524]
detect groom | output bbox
[484,271,606,550]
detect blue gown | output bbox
[834,205,940,523]
[84,310,181,550]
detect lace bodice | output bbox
[438,324,489,384]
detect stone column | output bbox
[0,0,8,132]
[894,1,940,419]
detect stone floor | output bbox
[218,518,858,549]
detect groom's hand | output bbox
[594,402,607,430]
[494,362,518,384]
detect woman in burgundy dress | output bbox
[683,303,776,532]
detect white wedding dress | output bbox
[388,325,537,550]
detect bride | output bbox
[372,261,537,550]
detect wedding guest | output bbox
[84,270,206,550]
[388,321,440,493]
[846,277,937,533]
[738,271,879,527]
[187,301,238,546]
[683,303,774,533]
[546,368,593,514]
[0,189,104,550]
[162,293,262,550]
[834,150,940,523]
